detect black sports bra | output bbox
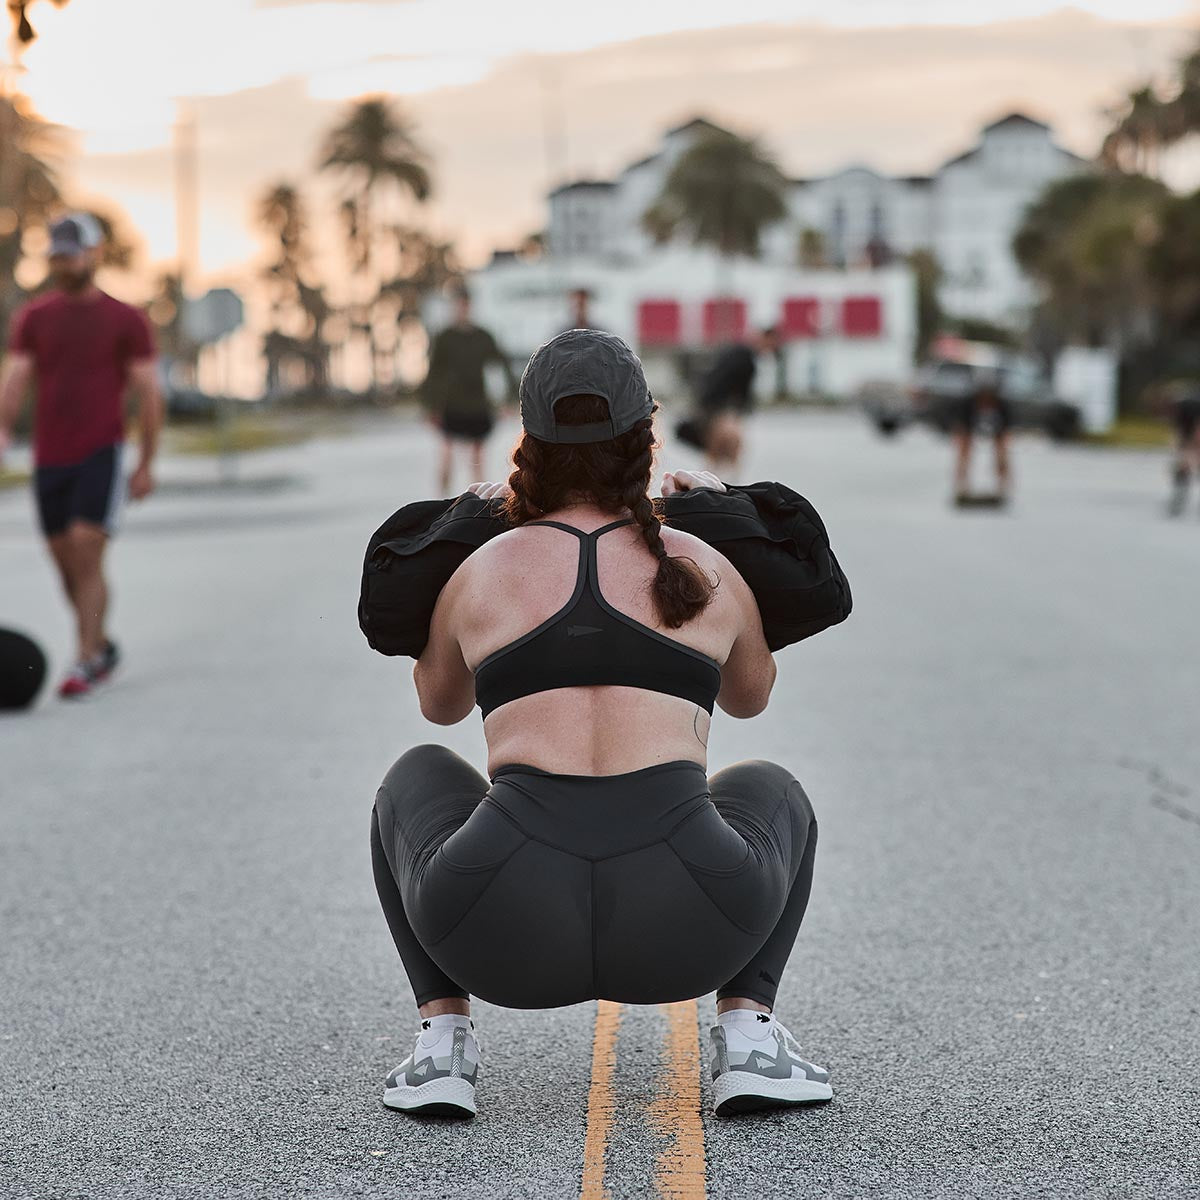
[473,518,722,719]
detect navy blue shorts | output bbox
[33,444,125,537]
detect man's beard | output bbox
[53,265,94,294]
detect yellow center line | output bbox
[580,999,708,1200]
[580,999,622,1200]
[646,1000,708,1200]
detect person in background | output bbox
[694,326,779,476]
[1167,383,1200,517]
[564,286,597,332]
[952,372,1013,505]
[422,286,516,496]
[0,213,162,700]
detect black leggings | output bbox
[370,745,818,1010]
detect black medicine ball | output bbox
[0,628,48,710]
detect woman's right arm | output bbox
[412,569,476,725]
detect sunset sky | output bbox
[7,1,1199,289]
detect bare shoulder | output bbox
[451,525,539,591]
[659,525,752,604]
[660,525,741,577]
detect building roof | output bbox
[940,147,980,170]
[983,112,1050,134]
[548,179,618,198]
[620,152,661,175]
[664,115,732,138]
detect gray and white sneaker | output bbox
[382,1014,481,1117]
[709,1011,832,1117]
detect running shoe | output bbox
[57,663,94,699]
[382,1015,481,1117]
[90,639,120,684]
[709,1011,832,1117]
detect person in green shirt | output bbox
[423,287,517,495]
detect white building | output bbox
[542,113,1086,326]
[465,251,916,402]
[463,113,1085,397]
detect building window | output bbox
[703,297,747,343]
[781,296,821,339]
[638,300,682,346]
[842,296,882,338]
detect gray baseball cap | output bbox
[49,213,103,257]
[519,328,653,444]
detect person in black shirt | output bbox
[422,288,516,495]
[1167,385,1200,516]
[562,286,598,333]
[693,327,779,475]
[952,372,1013,506]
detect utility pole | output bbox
[173,100,199,298]
[538,64,570,325]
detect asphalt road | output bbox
[1,409,1198,1199]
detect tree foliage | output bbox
[1014,173,1167,351]
[317,97,433,392]
[643,129,787,258]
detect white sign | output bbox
[1053,347,1117,436]
[183,288,245,345]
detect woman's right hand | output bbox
[661,469,726,497]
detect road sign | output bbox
[183,287,245,345]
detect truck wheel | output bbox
[1046,406,1081,442]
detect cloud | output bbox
[63,10,1197,282]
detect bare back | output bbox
[442,507,772,777]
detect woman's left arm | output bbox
[412,571,476,724]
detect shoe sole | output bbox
[382,1076,476,1117]
[713,1072,833,1117]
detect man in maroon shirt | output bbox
[0,213,163,699]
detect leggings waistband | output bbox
[486,760,711,860]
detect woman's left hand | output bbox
[466,480,513,500]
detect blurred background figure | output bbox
[952,372,1013,507]
[564,286,598,332]
[692,325,778,477]
[0,213,162,699]
[421,286,516,496]
[1167,383,1200,517]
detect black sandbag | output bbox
[0,627,48,710]
[661,481,853,650]
[359,484,851,658]
[359,495,509,658]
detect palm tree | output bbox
[145,270,200,383]
[1100,86,1171,176]
[6,0,71,47]
[318,98,432,392]
[256,181,330,394]
[0,93,63,343]
[643,127,787,341]
[1014,172,1167,354]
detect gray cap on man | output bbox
[519,328,653,444]
[48,213,103,257]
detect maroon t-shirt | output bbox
[9,289,155,467]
